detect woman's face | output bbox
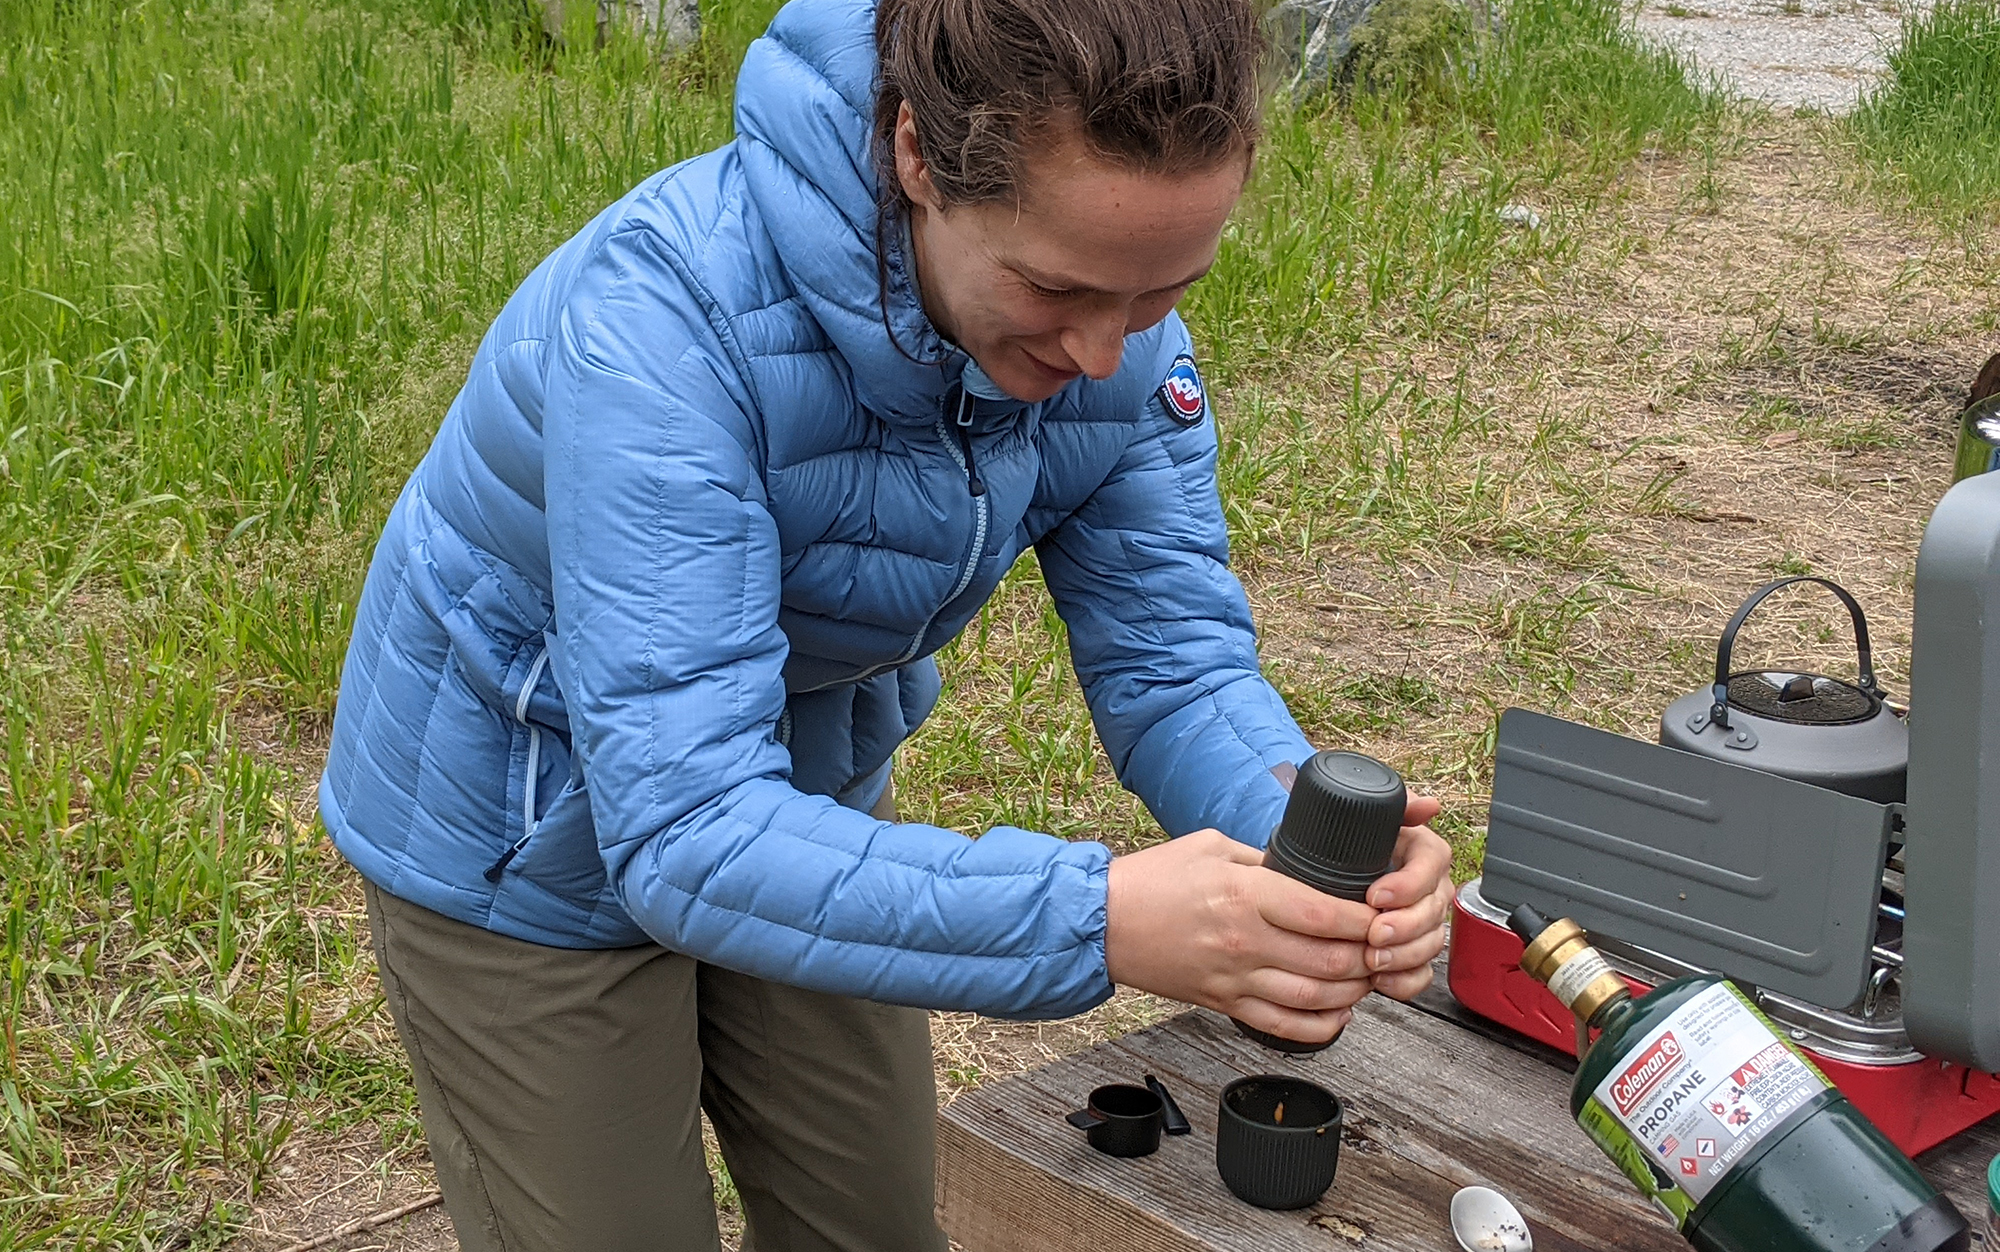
[895,104,1248,404]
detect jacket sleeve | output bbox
[1036,318,1315,850]
[542,228,1113,1020]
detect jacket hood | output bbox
[734,0,963,425]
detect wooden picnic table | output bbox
[936,965,2000,1252]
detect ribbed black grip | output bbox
[1264,751,1406,900]
[1233,751,1408,1055]
[1214,1076,1343,1210]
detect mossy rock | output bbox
[1348,0,1485,99]
[1270,0,1490,101]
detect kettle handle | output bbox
[1711,577,1880,730]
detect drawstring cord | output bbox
[485,647,552,882]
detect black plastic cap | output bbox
[1508,903,1554,946]
[1215,1076,1344,1210]
[1265,751,1406,901]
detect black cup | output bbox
[1065,1083,1165,1158]
[1215,1075,1343,1209]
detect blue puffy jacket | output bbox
[320,0,1314,1019]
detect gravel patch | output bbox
[1631,0,1924,113]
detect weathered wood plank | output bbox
[938,991,2000,1252]
[938,993,1683,1252]
[1917,1110,2000,1219]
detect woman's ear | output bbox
[893,101,944,213]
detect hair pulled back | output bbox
[872,0,1267,210]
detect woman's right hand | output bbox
[1103,829,1377,1046]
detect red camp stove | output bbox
[1445,479,2000,1157]
[1450,881,2000,1155]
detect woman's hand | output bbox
[1362,796,1453,1001]
[1104,829,1378,1046]
[1102,796,1455,1046]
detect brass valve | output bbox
[1516,913,1630,1027]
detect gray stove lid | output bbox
[1904,471,2000,1072]
[1482,708,1893,1010]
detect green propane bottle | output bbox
[1509,906,1970,1252]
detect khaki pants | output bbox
[365,793,947,1252]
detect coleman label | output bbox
[1547,948,1615,1010]
[1578,981,1831,1214]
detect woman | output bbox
[322,0,1455,1247]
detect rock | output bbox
[1497,203,1545,230]
[595,0,700,53]
[1269,0,1395,99]
[1270,0,1496,100]
[1972,352,2000,407]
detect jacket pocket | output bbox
[485,642,563,881]
[502,768,608,909]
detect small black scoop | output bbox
[1065,1083,1164,1158]
[1145,1074,1191,1136]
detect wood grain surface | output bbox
[937,981,2000,1252]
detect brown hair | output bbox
[872,0,1268,210]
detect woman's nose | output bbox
[1060,316,1126,381]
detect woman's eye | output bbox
[1025,279,1078,299]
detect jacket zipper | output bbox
[951,387,986,498]
[796,388,991,694]
[907,389,990,651]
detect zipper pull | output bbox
[956,423,986,497]
[952,387,986,496]
[484,832,532,882]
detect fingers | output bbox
[1254,925,1373,983]
[1366,823,1452,916]
[1368,868,1453,950]
[1370,962,1437,1001]
[1253,868,1377,942]
[1365,907,1447,974]
[1227,999,1354,1047]
[1241,965,1373,1013]
[1402,794,1443,827]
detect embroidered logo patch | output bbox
[1156,354,1206,426]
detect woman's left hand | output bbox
[1359,796,1454,1001]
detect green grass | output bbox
[1190,0,1723,371]
[1852,0,2000,224]
[1,0,763,1241]
[0,0,1724,1240]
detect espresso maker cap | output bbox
[1266,751,1406,893]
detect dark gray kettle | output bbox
[1660,577,1908,804]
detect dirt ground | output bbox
[1251,117,1993,798]
[230,114,1997,1252]
[1632,0,1924,112]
